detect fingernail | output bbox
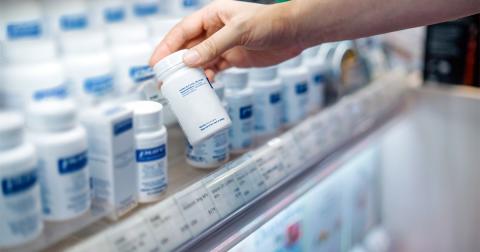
[183,49,201,65]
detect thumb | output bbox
[183,25,239,67]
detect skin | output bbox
[149,0,480,80]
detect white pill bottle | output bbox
[42,0,90,34]
[61,30,115,106]
[185,84,230,168]
[302,46,327,114]
[27,99,90,221]
[220,68,254,153]
[248,66,283,142]
[0,0,44,41]
[0,112,43,248]
[125,101,168,203]
[278,56,310,127]
[153,49,231,146]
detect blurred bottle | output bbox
[42,0,90,35]
[0,0,45,41]
[89,0,128,27]
[1,38,68,110]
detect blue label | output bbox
[314,74,326,84]
[33,85,68,101]
[295,82,308,94]
[2,169,37,196]
[136,144,166,162]
[183,0,199,7]
[60,14,88,31]
[58,151,88,175]
[129,66,154,83]
[7,21,42,39]
[104,8,125,23]
[133,4,159,17]
[239,105,253,120]
[113,118,133,136]
[84,75,114,95]
[270,92,281,104]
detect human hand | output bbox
[149,0,304,79]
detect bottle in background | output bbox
[0,0,45,41]
[42,0,90,35]
[302,46,327,114]
[0,112,43,248]
[88,0,128,27]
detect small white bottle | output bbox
[125,101,168,203]
[302,46,327,114]
[130,0,161,19]
[153,49,231,146]
[61,30,115,106]
[0,112,43,248]
[108,21,154,99]
[27,99,90,221]
[220,68,254,153]
[248,66,284,142]
[185,84,230,168]
[42,0,90,34]
[278,56,310,127]
[1,38,68,110]
[89,0,127,26]
[0,0,44,41]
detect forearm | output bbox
[288,0,480,48]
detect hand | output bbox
[149,0,304,79]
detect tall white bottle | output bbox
[303,46,327,114]
[278,56,310,127]
[221,68,254,153]
[0,112,43,248]
[61,30,115,106]
[125,101,168,203]
[1,38,68,110]
[248,66,284,143]
[108,21,154,100]
[27,100,90,221]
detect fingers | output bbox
[183,25,240,67]
[149,7,207,66]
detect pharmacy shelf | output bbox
[1,72,407,252]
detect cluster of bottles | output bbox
[186,39,389,168]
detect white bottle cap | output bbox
[107,21,149,44]
[27,99,77,132]
[148,16,181,36]
[279,55,302,69]
[219,68,248,90]
[153,49,188,81]
[0,112,24,150]
[124,101,163,131]
[302,46,320,59]
[249,66,277,81]
[2,38,58,64]
[60,29,107,54]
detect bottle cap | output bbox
[279,55,302,69]
[302,46,320,59]
[0,111,24,150]
[107,21,149,44]
[249,66,277,81]
[60,29,107,54]
[27,99,77,132]
[219,68,248,90]
[2,38,57,64]
[153,49,188,81]
[124,101,163,131]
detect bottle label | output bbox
[254,90,283,134]
[270,92,282,104]
[6,20,42,40]
[136,145,166,162]
[84,74,114,96]
[129,66,155,83]
[314,74,326,85]
[58,151,88,175]
[60,14,88,31]
[182,0,200,8]
[113,118,133,136]
[33,84,68,101]
[104,8,126,23]
[228,100,254,151]
[2,170,37,196]
[186,130,229,166]
[133,3,159,17]
[239,105,253,120]
[295,82,309,94]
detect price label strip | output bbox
[141,198,193,252]
[229,158,267,202]
[67,234,114,252]
[105,216,159,252]
[254,146,287,188]
[309,113,329,157]
[203,168,246,218]
[174,181,221,236]
[267,136,303,174]
[291,119,319,160]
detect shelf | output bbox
[1,72,408,252]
